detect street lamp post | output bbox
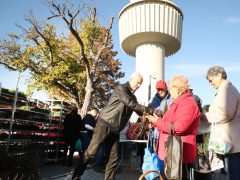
[148,75,156,102]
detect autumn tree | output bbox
[0,0,124,116]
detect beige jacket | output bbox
[206,80,240,153]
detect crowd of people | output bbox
[62,65,240,180]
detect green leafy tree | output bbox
[0,0,124,116]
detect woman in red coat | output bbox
[146,75,200,180]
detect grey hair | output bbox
[206,65,227,80]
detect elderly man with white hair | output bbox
[72,72,157,180]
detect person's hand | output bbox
[147,123,152,129]
[138,116,145,123]
[144,106,153,115]
[153,109,163,117]
[145,113,159,124]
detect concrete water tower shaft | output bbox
[119,0,183,105]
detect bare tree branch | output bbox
[26,17,54,64]
[91,16,114,74]
[0,62,17,71]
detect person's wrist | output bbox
[152,122,157,127]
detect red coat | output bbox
[154,92,200,164]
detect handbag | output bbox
[195,133,211,173]
[127,123,144,140]
[142,129,163,180]
[164,122,183,180]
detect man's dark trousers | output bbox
[72,121,119,180]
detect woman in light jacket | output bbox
[146,75,200,180]
[206,65,240,180]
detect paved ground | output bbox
[40,154,142,180]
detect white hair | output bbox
[129,72,142,81]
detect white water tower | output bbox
[119,0,183,105]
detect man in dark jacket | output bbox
[62,107,82,166]
[72,72,154,180]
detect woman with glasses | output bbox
[146,75,200,180]
[206,65,240,180]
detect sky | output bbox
[0,0,240,106]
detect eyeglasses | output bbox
[208,77,214,83]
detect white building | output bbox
[119,0,183,105]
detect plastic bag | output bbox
[142,129,162,180]
[75,139,82,151]
[208,124,233,155]
[208,139,232,155]
[142,147,162,180]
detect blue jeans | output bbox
[94,143,104,165]
[224,152,240,180]
[79,132,91,151]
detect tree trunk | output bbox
[80,76,93,117]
